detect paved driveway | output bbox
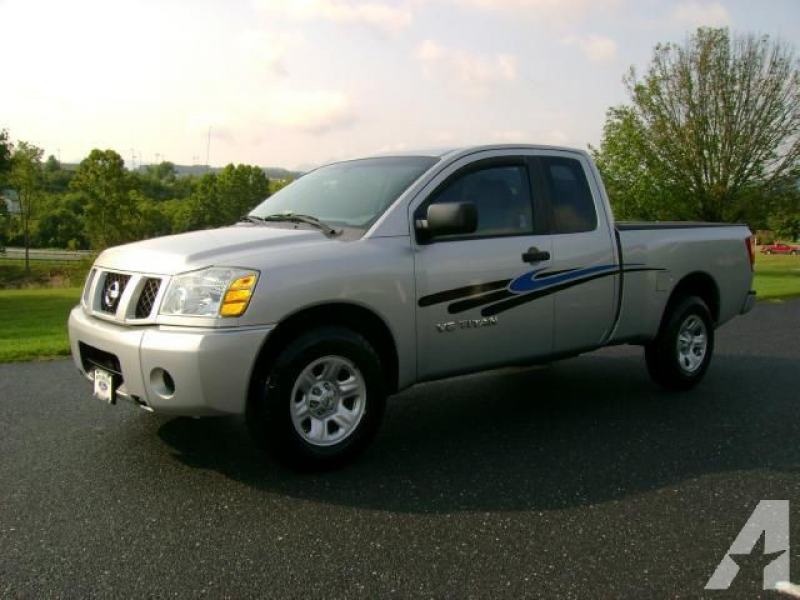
[1,300,798,598]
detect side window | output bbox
[430,165,534,238]
[542,157,597,234]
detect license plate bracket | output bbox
[93,369,117,405]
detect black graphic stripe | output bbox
[480,271,619,316]
[448,289,516,314]
[418,279,511,307]
[537,268,580,278]
[480,267,665,317]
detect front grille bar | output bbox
[135,278,162,319]
[99,272,131,314]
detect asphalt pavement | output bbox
[1,300,799,598]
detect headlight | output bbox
[160,267,259,318]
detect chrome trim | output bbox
[87,268,169,325]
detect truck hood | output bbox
[95,225,330,275]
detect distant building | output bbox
[1,189,20,215]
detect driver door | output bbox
[412,156,554,380]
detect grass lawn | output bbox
[0,253,797,363]
[0,288,81,362]
[753,253,800,301]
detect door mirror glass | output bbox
[423,202,478,238]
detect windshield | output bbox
[250,156,439,230]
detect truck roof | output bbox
[364,144,589,160]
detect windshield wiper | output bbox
[240,215,267,225]
[258,213,341,236]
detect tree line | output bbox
[0,140,289,270]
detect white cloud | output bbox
[185,89,355,143]
[254,0,412,31]
[561,33,617,63]
[264,90,355,134]
[447,0,620,21]
[239,31,305,76]
[673,2,731,27]
[416,39,517,94]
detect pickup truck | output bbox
[68,145,756,470]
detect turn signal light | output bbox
[220,274,258,317]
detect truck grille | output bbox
[135,278,162,318]
[99,273,131,314]
[88,269,166,322]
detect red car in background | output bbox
[760,242,800,255]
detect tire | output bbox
[765,250,772,255]
[645,296,715,391]
[791,250,798,256]
[247,326,386,471]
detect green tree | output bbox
[594,28,800,223]
[147,161,177,183]
[186,165,269,230]
[71,149,133,249]
[767,185,800,241]
[0,129,12,184]
[592,107,689,220]
[188,172,219,229]
[9,142,44,276]
[37,192,87,249]
[44,154,59,173]
[216,164,270,224]
[126,190,172,240]
[0,129,12,246]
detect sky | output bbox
[1,0,799,171]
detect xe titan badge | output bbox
[104,280,121,308]
[435,316,499,333]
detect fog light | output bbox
[150,368,176,399]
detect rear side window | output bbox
[542,157,597,234]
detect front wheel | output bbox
[645,296,715,391]
[247,327,386,471]
[791,250,798,256]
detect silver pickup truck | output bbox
[68,145,756,469]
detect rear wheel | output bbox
[791,250,798,256]
[645,296,715,391]
[247,327,386,471]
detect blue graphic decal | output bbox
[509,264,618,293]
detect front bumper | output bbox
[740,290,757,315]
[68,306,273,416]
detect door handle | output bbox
[522,247,550,263]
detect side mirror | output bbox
[418,202,478,239]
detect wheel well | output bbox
[662,272,720,328]
[250,303,400,398]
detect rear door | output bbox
[411,153,554,379]
[536,154,618,352]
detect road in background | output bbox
[1,248,94,262]
[1,300,799,598]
